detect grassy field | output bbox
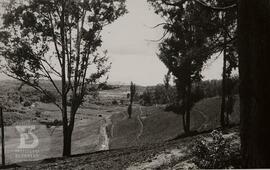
[0,80,130,164]
[0,104,114,164]
[108,96,240,149]
[9,127,240,170]
[0,80,240,166]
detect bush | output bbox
[40,91,57,103]
[35,111,41,117]
[23,100,32,107]
[112,100,118,105]
[192,130,240,169]
[140,88,153,106]
[120,99,125,105]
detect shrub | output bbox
[192,130,240,169]
[35,111,41,117]
[120,99,125,105]
[140,88,153,106]
[112,100,118,105]
[23,100,32,107]
[40,91,57,103]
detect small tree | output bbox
[163,71,171,103]
[164,71,171,90]
[127,81,136,119]
[0,0,127,157]
[140,87,153,106]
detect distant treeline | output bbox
[139,78,239,106]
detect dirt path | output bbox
[98,117,110,151]
[137,106,144,139]
[109,111,126,138]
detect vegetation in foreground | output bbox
[3,127,240,170]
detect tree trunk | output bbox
[60,0,71,157]
[128,104,132,119]
[239,0,270,167]
[0,108,5,167]
[62,104,77,157]
[63,126,72,157]
[221,12,228,128]
[181,86,188,133]
[226,107,230,126]
[226,95,233,126]
[220,57,226,127]
[185,81,192,133]
[62,98,71,157]
[182,113,187,133]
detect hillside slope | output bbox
[5,127,240,170]
[108,96,240,149]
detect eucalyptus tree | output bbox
[149,0,219,133]
[217,0,238,128]
[0,0,127,156]
[149,0,238,130]
[150,0,270,167]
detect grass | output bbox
[109,96,240,149]
[0,80,240,166]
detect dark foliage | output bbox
[39,91,58,103]
[192,130,240,169]
[140,84,177,106]
[127,82,136,118]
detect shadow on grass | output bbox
[0,124,239,170]
[170,123,239,141]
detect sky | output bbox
[0,0,224,86]
[101,0,223,85]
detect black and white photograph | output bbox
[0,0,269,169]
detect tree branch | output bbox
[150,22,169,29]
[161,0,237,11]
[40,59,62,96]
[195,0,237,11]
[49,12,63,67]
[161,0,186,7]
[41,58,61,77]
[73,9,86,96]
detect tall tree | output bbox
[218,0,238,128]
[149,0,219,133]
[149,0,238,130]
[0,0,127,157]
[238,0,270,167]
[127,81,136,119]
[151,0,270,167]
